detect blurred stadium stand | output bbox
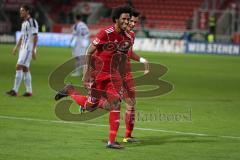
[0,0,240,43]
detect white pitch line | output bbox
[0,115,240,140]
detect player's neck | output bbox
[126,27,131,32]
[114,24,123,34]
[24,15,30,21]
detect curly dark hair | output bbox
[111,5,132,23]
[131,9,140,18]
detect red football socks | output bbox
[109,110,120,143]
[69,91,87,107]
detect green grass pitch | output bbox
[0,44,240,160]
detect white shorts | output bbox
[72,39,89,57]
[17,49,32,67]
[72,45,87,57]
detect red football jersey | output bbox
[125,30,135,77]
[92,25,133,80]
[126,30,135,59]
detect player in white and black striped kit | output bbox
[6,4,38,97]
[70,14,90,76]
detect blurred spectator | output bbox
[41,24,46,32]
[125,0,134,8]
[231,2,238,32]
[58,11,66,23]
[140,14,146,29]
[81,2,91,24]
[68,12,74,24]
[208,13,216,42]
[208,13,216,35]
[186,19,192,30]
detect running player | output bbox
[55,5,133,149]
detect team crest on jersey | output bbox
[93,37,100,45]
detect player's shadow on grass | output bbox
[125,135,217,147]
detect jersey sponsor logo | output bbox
[102,40,132,53]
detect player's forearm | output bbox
[32,34,38,51]
[130,51,140,62]
[83,44,96,74]
[131,51,148,65]
[70,35,75,44]
[85,44,96,67]
[83,44,96,81]
[16,36,22,49]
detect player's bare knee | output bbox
[109,100,121,110]
[126,103,135,111]
[125,98,136,107]
[23,66,29,72]
[16,65,23,70]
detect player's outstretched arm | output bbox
[12,35,22,55]
[130,51,149,74]
[32,34,38,60]
[82,43,97,83]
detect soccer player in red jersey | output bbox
[83,5,133,149]
[55,5,133,149]
[123,9,149,143]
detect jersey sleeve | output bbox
[31,19,38,34]
[79,25,90,38]
[132,32,135,44]
[131,31,135,45]
[92,29,107,47]
[127,32,135,57]
[20,23,24,36]
[72,24,78,36]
